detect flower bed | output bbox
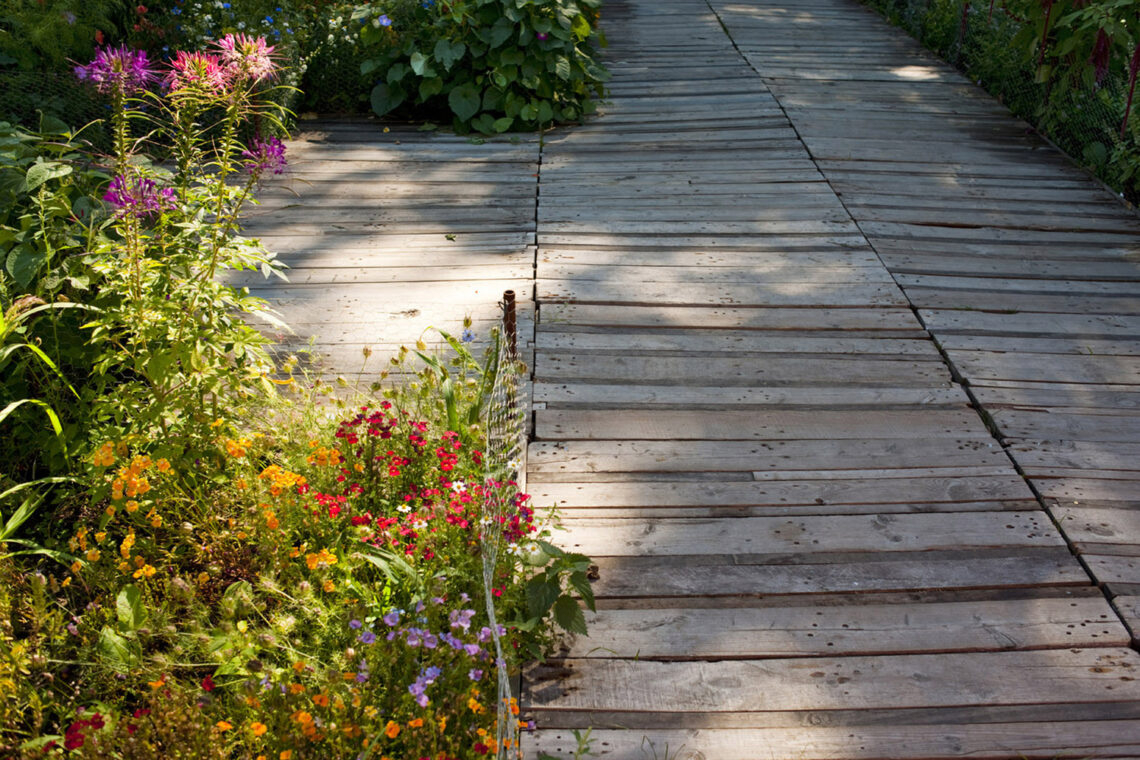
[1,30,591,760]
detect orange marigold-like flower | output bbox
[216,720,233,732]
[250,722,268,737]
[384,720,400,739]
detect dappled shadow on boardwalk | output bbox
[521,0,1140,758]
[236,119,539,376]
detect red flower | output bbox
[94,29,104,44]
[202,674,216,692]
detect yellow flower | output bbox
[132,564,157,580]
[322,579,335,593]
[105,505,116,517]
[250,722,268,737]
[384,720,400,739]
[197,572,210,585]
[95,531,106,543]
[69,560,82,575]
[216,720,233,732]
[85,549,101,562]
[305,548,338,570]
[236,620,248,633]
[92,442,116,467]
[467,697,484,714]
[224,438,251,458]
[156,458,171,473]
[60,577,71,588]
[266,513,280,530]
[125,500,140,513]
[118,561,130,574]
[235,478,247,490]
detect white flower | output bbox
[452,480,467,493]
[397,504,411,514]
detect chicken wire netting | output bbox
[864,0,1140,203]
[478,312,528,760]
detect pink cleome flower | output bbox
[166,50,229,93]
[215,33,278,84]
[74,45,157,95]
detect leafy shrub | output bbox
[356,0,609,133]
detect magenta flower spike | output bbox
[242,136,288,177]
[166,50,229,94]
[104,175,175,218]
[215,33,279,84]
[74,45,157,96]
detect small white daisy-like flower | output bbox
[452,480,467,493]
[397,504,412,514]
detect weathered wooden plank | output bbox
[526,649,1140,712]
[538,263,892,284]
[541,304,922,331]
[528,438,1006,474]
[554,512,1059,557]
[990,410,1140,443]
[535,331,938,356]
[534,354,948,386]
[533,383,966,408]
[531,476,1031,510]
[528,722,1140,760]
[536,409,985,441]
[1006,440,1140,473]
[586,549,1088,597]
[948,352,1140,386]
[562,597,1125,659]
[920,310,1140,337]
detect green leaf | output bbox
[24,161,71,192]
[553,55,572,81]
[553,595,588,635]
[419,77,444,100]
[410,51,430,77]
[116,585,146,631]
[489,17,514,48]
[493,116,515,133]
[371,82,406,117]
[568,571,596,611]
[0,399,62,438]
[572,13,592,41]
[97,626,136,671]
[387,62,410,83]
[472,113,498,135]
[448,83,482,121]
[433,39,467,71]
[525,574,561,619]
[5,242,47,287]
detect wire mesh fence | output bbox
[863,0,1140,203]
[479,293,528,759]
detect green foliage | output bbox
[861,0,1140,201]
[0,0,124,72]
[356,0,609,133]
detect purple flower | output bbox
[358,631,376,645]
[379,14,392,27]
[382,610,401,626]
[478,626,493,643]
[536,32,548,41]
[355,671,369,683]
[349,619,362,629]
[441,632,463,650]
[423,666,441,683]
[406,628,423,647]
[103,175,176,218]
[422,632,438,649]
[431,596,444,605]
[450,608,475,631]
[464,643,482,657]
[468,668,483,681]
[75,45,157,95]
[241,136,287,178]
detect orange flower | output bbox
[92,442,116,467]
[266,513,280,530]
[250,722,268,737]
[322,579,335,593]
[293,661,306,673]
[216,720,233,732]
[384,720,400,739]
[407,718,423,728]
[156,458,171,473]
[312,693,330,708]
[289,683,305,695]
[280,752,293,760]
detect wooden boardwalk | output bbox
[525,0,1140,757]
[241,0,1140,757]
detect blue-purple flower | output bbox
[358,630,376,645]
[241,136,287,178]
